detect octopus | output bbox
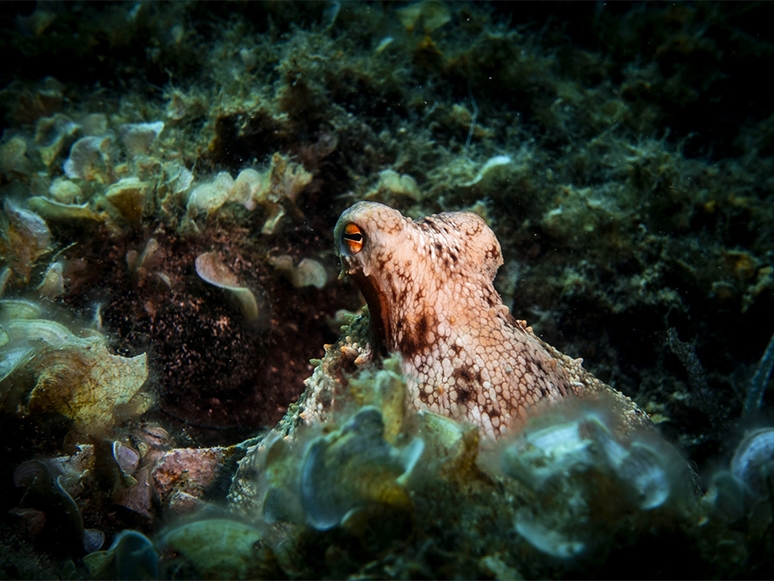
[335,201,649,438]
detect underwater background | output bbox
[0,1,773,578]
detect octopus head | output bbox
[334,201,503,353]
[334,201,412,350]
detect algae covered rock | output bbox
[0,306,150,437]
[158,519,280,580]
[0,201,51,285]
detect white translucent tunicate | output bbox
[186,172,235,219]
[63,136,111,181]
[615,442,671,510]
[706,470,747,523]
[231,168,262,210]
[300,407,421,530]
[586,415,628,465]
[0,345,35,382]
[731,428,774,498]
[291,258,327,288]
[514,509,585,558]
[587,415,671,510]
[83,530,158,579]
[194,251,262,321]
[374,169,421,200]
[462,155,513,187]
[269,255,328,289]
[526,419,586,454]
[254,431,306,525]
[502,419,593,489]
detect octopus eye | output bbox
[342,223,364,254]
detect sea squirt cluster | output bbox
[498,402,694,558]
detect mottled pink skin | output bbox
[335,202,648,437]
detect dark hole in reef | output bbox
[61,222,359,448]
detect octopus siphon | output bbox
[334,201,649,438]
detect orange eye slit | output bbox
[342,223,364,254]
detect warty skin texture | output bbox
[335,201,649,438]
